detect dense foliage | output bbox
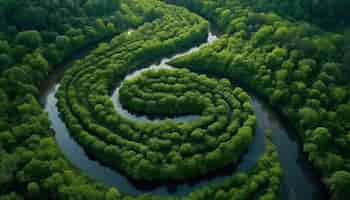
[0,0,284,198]
[0,0,120,31]
[0,0,224,199]
[165,0,350,199]
[55,1,259,180]
[119,69,206,116]
[0,0,128,74]
[164,0,350,30]
[243,0,350,30]
[4,0,350,199]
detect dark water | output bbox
[41,30,326,199]
[250,97,327,200]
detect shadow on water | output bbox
[41,29,326,199]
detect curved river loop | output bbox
[40,28,326,199]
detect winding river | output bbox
[40,29,326,199]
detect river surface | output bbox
[41,29,326,199]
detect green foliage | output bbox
[106,188,121,200]
[172,0,349,30]
[165,0,350,198]
[119,69,207,116]
[0,0,120,31]
[298,107,319,128]
[15,31,42,49]
[0,0,214,199]
[56,9,255,180]
[327,171,350,200]
[84,0,120,16]
[6,0,347,199]
[27,182,40,197]
[310,127,331,151]
[0,54,12,72]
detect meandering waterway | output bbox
[40,29,326,199]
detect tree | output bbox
[298,107,320,128]
[312,37,336,58]
[71,35,86,49]
[84,0,119,16]
[327,171,350,200]
[15,31,42,49]
[0,131,16,150]
[43,173,64,192]
[3,66,31,85]
[95,18,106,33]
[104,145,120,161]
[336,104,350,122]
[310,127,331,151]
[0,41,10,54]
[323,62,344,82]
[106,23,116,33]
[180,143,194,156]
[0,192,23,200]
[330,87,347,104]
[43,44,63,64]
[24,53,49,75]
[105,188,121,200]
[27,182,40,197]
[11,45,28,60]
[266,47,287,66]
[0,152,19,193]
[22,159,52,181]
[13,6,48,29]
[218,9,231,27]
[273,26,294,42]
[323,153,344,174]
[55,35,71,51]
[275,69,288,81]
[252,25,274,45]
[0,54,12,71]
[59,185,105,200]
[270,89,285,105]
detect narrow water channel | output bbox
[41,29,326,199]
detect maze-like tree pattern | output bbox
[54,0,281,199]
[57,1,256,180]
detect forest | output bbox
[0,0,349,200]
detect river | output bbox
[40,29,326,199]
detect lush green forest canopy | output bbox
[0,0,349,200]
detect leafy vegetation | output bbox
[0,0,225,199]
[165,0,350,199]
[54,0,259,181]
[59,55,256,179]
[2,0,350,199]
[0,0,127,73]
[164,0,350,30]
[0,0,280,198]
[240,0,350,30]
